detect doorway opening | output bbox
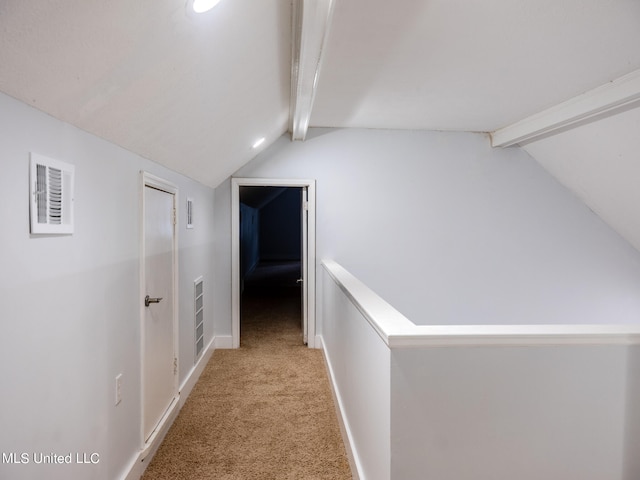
[240,187,303,346]
[231,178,316,349]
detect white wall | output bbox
[0,92,215,480]
[391,345,633,480]
[213,179,233,338]
[213,128,640,333]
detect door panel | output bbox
[143,185,175,441]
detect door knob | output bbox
[145,295,163,307]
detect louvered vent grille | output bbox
[186,198,194,229]
[48,167,63,224]
[30,153,74,235]
[36,164,47,224]
[194,277,204,360]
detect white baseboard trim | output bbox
[122,337,219,480]
[120,451,143,480]
[179,338,215,405]
[214,335,233,349]
[318,335,363,480]
[123,395,181,480]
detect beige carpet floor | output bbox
[141,284,351,479]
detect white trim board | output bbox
[491,68,640,147]
[231,177,317,349]
[213,335,233,349]
[290,0,337,140]
[179,338,215,404]
[318,335,362,480]
[121,396,180,480]
[122,338,217,480]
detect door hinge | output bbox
[303,200,309,211]
[174,357,178,375]
[173,207,177,226]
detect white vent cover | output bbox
[186,197,194,229]
[194,277,204,360]
[29,153,75,235]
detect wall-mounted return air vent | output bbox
[194,277,204,361]
[29,153,75,235]
[186,197,194,229]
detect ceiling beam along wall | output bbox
[289,0,336,141]
[491,69,640,148]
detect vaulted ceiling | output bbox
[312,0,640,132]
[1,0,640,247]
[0,0,292,187]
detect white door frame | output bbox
[231,177,316,348]
[139,171,179,447]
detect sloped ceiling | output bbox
[310,0,640,131]
[1,0,640,252]
[0,0,291,188]
[522,105,640,252]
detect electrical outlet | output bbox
[115,374,122,406]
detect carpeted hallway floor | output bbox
[141,262,351,479]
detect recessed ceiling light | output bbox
[252,137,266,149]
[192,0,221,13]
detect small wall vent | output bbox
[186,197,194,229]
[194,277,204,361]
[29,153,75,235]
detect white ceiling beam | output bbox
[491,69,640,147]
[289,0,336,141]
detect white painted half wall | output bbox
[321,260,640,479]
[321,266,390,480]
[0,92,216,480]
[213,128,640,335]
[391,344,638,480]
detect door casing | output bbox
[231,177,316,348]
[139,171,179,446]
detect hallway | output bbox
[141,262,351,479]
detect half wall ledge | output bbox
[321,259,640,348]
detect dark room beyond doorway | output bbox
[239,186,303,345]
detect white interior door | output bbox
[143,185,176,442]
